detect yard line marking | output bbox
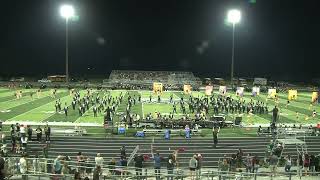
[0,92,53,110]
[8,91,69,121]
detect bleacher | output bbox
[42,135,320,168]
[105,70,202,89]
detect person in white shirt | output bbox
[21,135,28,152]
[95,153,104,166]
[19,155,27,174]
[20,125,26,137]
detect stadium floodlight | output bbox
[227,9,241,88]
[60,5,75,84]
[227,9,241,24]
[60,5,75,19]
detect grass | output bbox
[0,87,319,127]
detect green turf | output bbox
[0,89,40,102]
[0,88,319,126]
[0,90,68,120]
[75,90,126,124]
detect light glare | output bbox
[60,5,75,19]
[227,9,241,24]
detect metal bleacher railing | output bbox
[3,156,320,180]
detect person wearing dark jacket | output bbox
[134,154,144,179]
[167,153,175,180]
[93,166,101,180]
[27,126,32,141]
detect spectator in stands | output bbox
[11,132,16,153]
[20,135,28,153]
[20,125,26,137]
[284,155,292,172]
[61,161,70,175]
[229,154,237,172]
[310,154,316,174]
[273,143,283,157]
[85,157,93,176]
[0,134,6,155]
[93,165,102,180]
[164,129,171,140]
[0,154,5,179]
[19,154,27,178]
[53,155,62,174]
[245,154,253,173]
[252,155,260,173]
[236,148,243,167]
[16,123,20,135]
[220,158,229,172]
[189,155,198,180]
[304,154,310,176]
[74,171,81,180]
[44,124,51,142]
[95,153,104,166]
[167,151,176,180]
[196,153,202,179]
[77,152,87,176]
[108,158,116,175]
[315,155,320,172]
[212,127,220,148]
[120,145,126,158]
[257,126,262,136]
[152,152,162,180]
[219,158,229,180]
[36,126,42,143]
[27,125,32,141]
[43,144,48,158]
[120,156,127,167]
[269,153,278,177]
[134,153,144,179]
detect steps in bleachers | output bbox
[46,136,274,167]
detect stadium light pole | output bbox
[227,9,241,88]
[60,5,75,84]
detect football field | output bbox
[0,87,319,126]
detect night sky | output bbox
[1,0,319,81]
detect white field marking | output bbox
[42,111,55,114]
[0,110,11,113]
[0,90,56,110]
[0,91,39,104]
[8,91,69,121]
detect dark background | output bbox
[0,0,319,81]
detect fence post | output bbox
[254,172,257,180]
[145,168,148,180]
[211,171,214,180]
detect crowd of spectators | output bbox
[218,140,320,177]
[107,70,201,90]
